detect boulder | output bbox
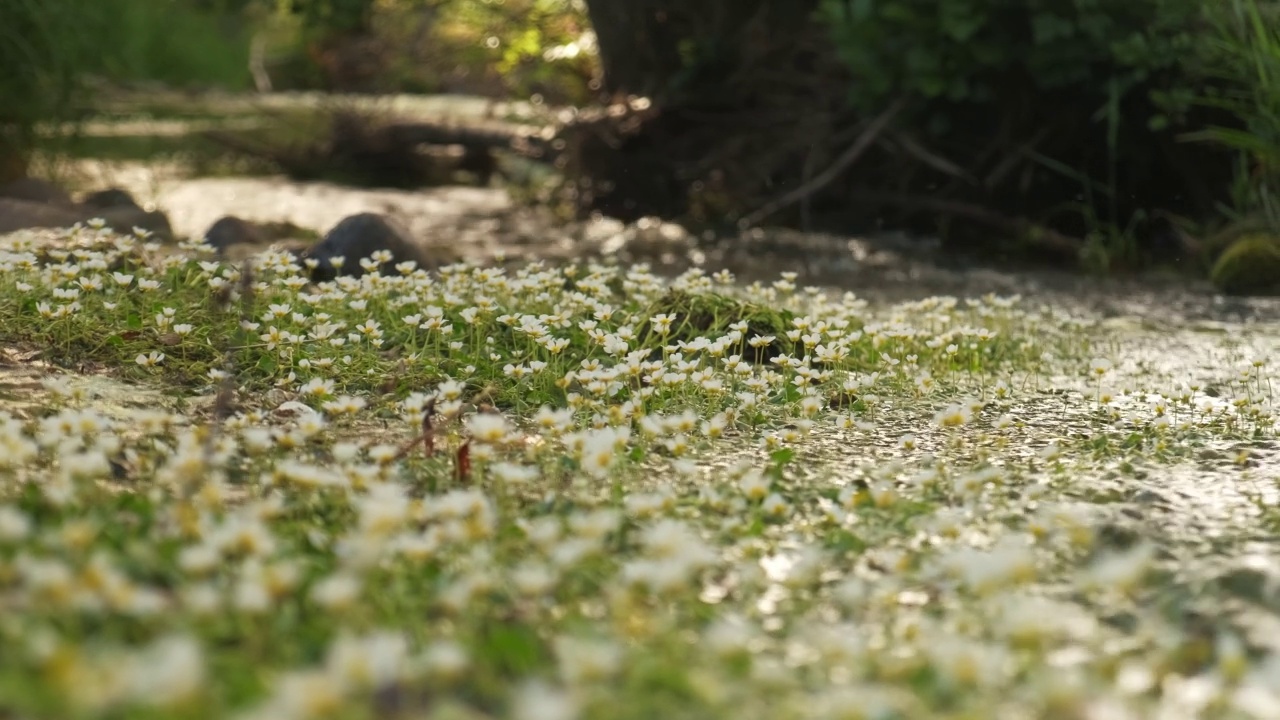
[302,212,439,281]
[80,187,140,209]
[203,215,310,251]
[1211,234,1280,296]
[94,205,173,241]
[0,178,74,206]
[0,196,173,240]
[0,198,85,235]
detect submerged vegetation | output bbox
[0,225,1277,718]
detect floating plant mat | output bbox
[0,225,1278,719]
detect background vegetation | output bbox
[2,0,1280,287]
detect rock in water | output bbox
[203,216,266,251]
[203,216,300,247]
[0,194,172,240]
[77,187,173,241]
[81,188,140,209]
[0,198,85,234]
[303,213,434,281]
[0,178,74,206]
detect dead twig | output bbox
[198,258,255,499]
[882,131,977,185]
[393,396,447,462]
[389,386,496,463]
[739,96,908,228]
[984,127,1051,190]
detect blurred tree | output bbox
[289,0,377,33]
[0,0,94,181]
[581,0,822,99]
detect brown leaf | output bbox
[455,440,471,484]
[828,391,859,409]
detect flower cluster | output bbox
[0,225,1275,719]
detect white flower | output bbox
[761,493,790,517]
[491,462,539,484]
[468,413,511,444]
[419,641,469,679]
[178,543,221,575]
[512,681,579,720]
[128,635,205,707]
[511,562,558,596]
[943,535,1037,594]
[739,470,770,501]
[555,636,622,685]
[0,505,31,541]
[312,573,362,609]
[1080,543,1154,593]
[567,508,620,540]
[578,431,617,478]
[326,631,409,691]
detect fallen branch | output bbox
[854,192,1084,258]
[739,96,908,228]
[882,130,977,185]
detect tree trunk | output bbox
[583,0,825,98]
[0,136,30,184]
[582,0,684,96]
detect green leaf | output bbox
[482,623,544,676]
[826,529,867,553]
[770,448,795,467]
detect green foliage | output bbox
[92,0,253,90]
[813,0,1239,271]
[289,0,377,33]
[270,0,595,101]
[0,0,96,160]
[822,0,1204,121]
[416,0,595,101]
[1185,0,1280,232]
[1210,232,1280,295]
[0,0,250,169]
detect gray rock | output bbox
[203,215,307,251]
[81,188,140,209]
[0,198,85,234]
[95,206,173,241]
[0,197,172,240]
[0,178,74,206]
[302,213,436,281]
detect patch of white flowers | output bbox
[0,226,1276,719]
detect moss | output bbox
[1210,233,1280,296]
[641,290,795,362]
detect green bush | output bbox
[93,0,253,90]
[822,0,1204,121]
[1210,232,1280,294]
[0,0,250,177]
[1186,0,1280,233]
[815,0,1232,267]
[0,0,93,173]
